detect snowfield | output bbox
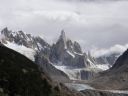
[90,64,110,71]
[4,42,36,61]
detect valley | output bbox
[0,27,128,96]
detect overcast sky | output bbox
[0,0,128,51]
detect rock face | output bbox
[35,51,69,82]
[111,49,128,71]
[80,70,96,80]
[90,49,128,90]
[50,30,95,68]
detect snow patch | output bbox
[11,32,17,37]
[4,42,36,61]
[87,58,94,66]
[66,50,75,58]
[74,52,83,56]
[37,42,42,50]
[92,64,110,71]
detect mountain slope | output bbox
[0,44,83,96]
[35,51,69,82]
[0,44,52,96]
[90,49,128,90]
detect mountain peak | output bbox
[56,30,67,50]
[60,29,66,41]
[1,27,10,35]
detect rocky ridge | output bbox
[50,30,95,68]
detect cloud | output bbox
[91,44,128,57]
[0,0,128,50]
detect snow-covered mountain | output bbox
[50,30,95,68]
[1,27,50,51]
[0,27,109,80]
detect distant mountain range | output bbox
[93,45,127,66]
[95,52,120,65]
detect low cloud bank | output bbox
[91,44,128,58]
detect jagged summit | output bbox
[57,30,82,54]
[50,30,95,68]
[1,27,8,34]
[57,30,67,50]
[0,27,50,50]
[60,30,66,41]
